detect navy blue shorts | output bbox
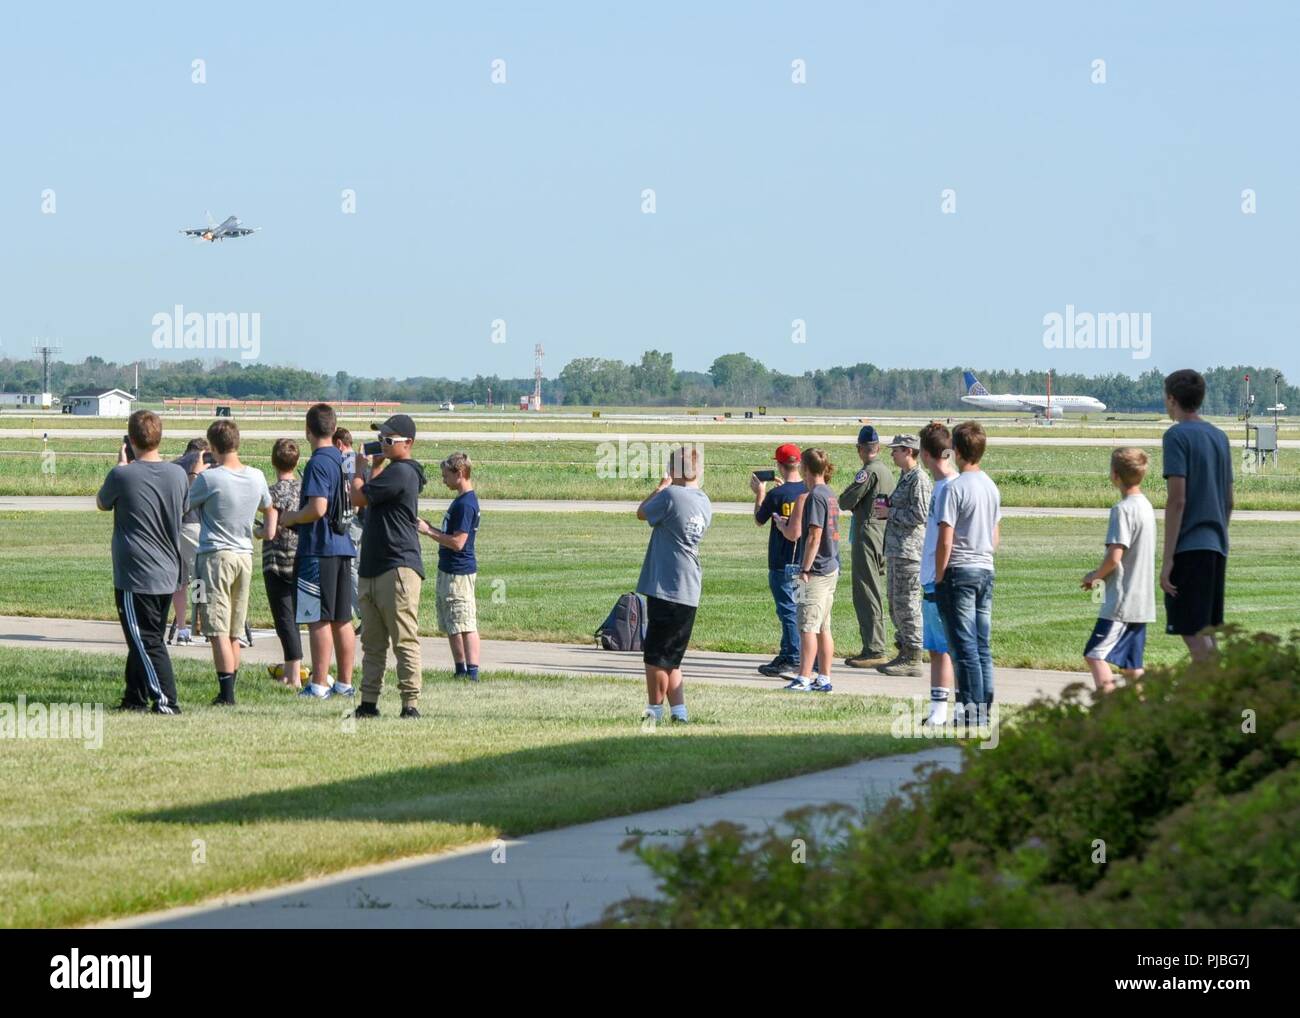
[1083,618,1147,671]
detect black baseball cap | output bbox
[371,413,416,440]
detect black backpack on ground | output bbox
[595,593,647,651]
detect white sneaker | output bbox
[297,683,330,699]
[783,676,813,692]
[174,627,193,645]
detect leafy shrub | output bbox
[606,629,1300,927]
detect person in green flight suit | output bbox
[838,425,895,667]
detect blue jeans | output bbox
[768,567,799,661]
[935,567,995,707]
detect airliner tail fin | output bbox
[963,371,989,396]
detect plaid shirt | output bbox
[262,477,301,579]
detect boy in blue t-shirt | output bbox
[278,403,357,699]
[419,451,481,680]
[750,443,805,679]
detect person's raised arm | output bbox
[774,492,807,543]
[637,476,671,522]
[751,474,769,527]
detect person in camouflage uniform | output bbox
[877,434,931,676]
[838,425,894,667]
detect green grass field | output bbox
[0,647,922,927]
[2,434,1297,507]
[2,511,1296,670]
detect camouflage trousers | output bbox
[886,556,923,654]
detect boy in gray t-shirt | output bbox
[96,410,189,713]
[636,446,713,726]
[1081,448,1157,692]
[186,419,272,705]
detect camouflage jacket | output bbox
[884,466,932,560]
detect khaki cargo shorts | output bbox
[194,550,253,637]
[435,570,478,635]
[797,570,839,634]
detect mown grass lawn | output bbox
[1,512,1297,671]
[3,434,1298,508]
[0,647,924,928]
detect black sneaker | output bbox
[152,701,182,715]
[399,705,421,719]
[756,656,786,677]
[114,699,148,712]
[353,702,380,718]
[210,695,235,707]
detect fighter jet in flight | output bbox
[180,212,260,242]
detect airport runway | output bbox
[3,495,1299,521]
[5,428,1289,448]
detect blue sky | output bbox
[2,1,1296,381]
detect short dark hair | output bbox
[1164,369,1206,412]
[127,410,162,452]
[952,421,987,464]
[332,427,353,448]
[306,403,336,439]
[271,437,300,473]
[184,437,210,454]
[206,418,240,454]
[919,422,952,461]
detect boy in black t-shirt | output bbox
[349,414,427,718]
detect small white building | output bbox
[0,392,53,410]
[62,388,136,416]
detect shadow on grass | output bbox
[133,733,942,836]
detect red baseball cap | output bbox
[774,443,801,464]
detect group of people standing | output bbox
[97,403,482,717]
[638,368,1234,728]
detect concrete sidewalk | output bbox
[1,615,1087,706]
[106,747,960,929]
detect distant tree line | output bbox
[1,351,1293,415]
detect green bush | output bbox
[606,629,1300,928]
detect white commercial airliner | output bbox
[960,371,1106,418]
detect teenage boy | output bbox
[839,425,894,668]
[784,448,840,693]
[1081,448,1157,692]
[876,434,932,677]
[187,418,272,705]
[279,403,357,699]
[169,437,210,644]
[1160,369,1234,662]
[96,409,188,714]
[933,421,1001,723]
[750,442,804,679]
[351,414,427,718]
[419,452,481,680]
[635,444,713,723]
[917,423,957,726]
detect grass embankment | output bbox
[0,647,918,927]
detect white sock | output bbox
[925,693,949,724]
[646,704,664,720]
[309,681,330,694]
[334,680,353,691]
[670,703,688,721]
